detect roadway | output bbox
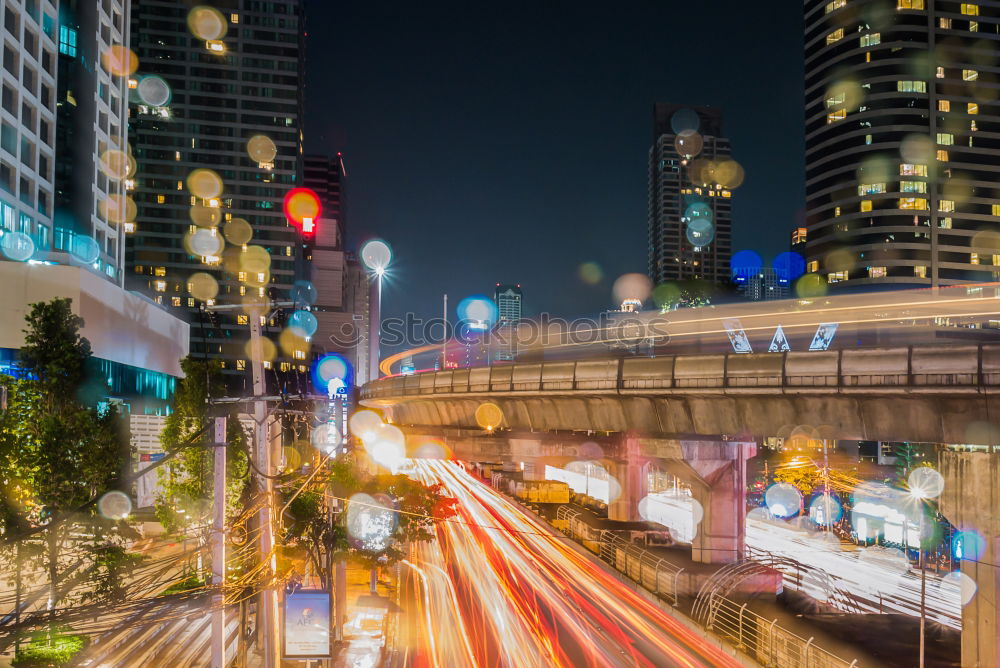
[393,460,741,668]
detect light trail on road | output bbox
[398,460,739,668]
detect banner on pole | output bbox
[282,589,331,659]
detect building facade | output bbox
[735,267,791,302]
[1,0,130,280]
[493,283,522,362]
[126,0,306,385]
[648,103,734,286]
[804,0,1000,288]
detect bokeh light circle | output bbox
[901,134,934,164]
[652,282,681,310]
[136,75,171,107]
[457,295,497,325]
[952,530,986,561]
[808,492,843,526]
[674,130,703,158]
[290,280,317,306]
[795,273,827,298]
[101,46,139,76]
[188,272,219,301]
[187,169,223,199]
[686,219,714,247]
[313,353,351,393]
[907,466,944,499]
[97,491,133,520]
[350,410,384,442]
[764,482,802,518]
[100,150,130,181]
[283,187,321,225]
[185,229,224,257]
[288,310,318,339]
[671,108,700,134]
[187,6,228,41]
[247,135,277,164]
[684,201,713,222]
[578,262,603,285]
[773,251,806,282]
[612,273,653,305]
[474,402,504,430]
[1,232,34,261]
[731,250,764,280]
[100,194,137,224]
[69,235,100,265]
[942,571,978,606]
[223,218,253,245]
[190,203,222,228]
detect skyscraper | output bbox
[1,0,129,279]
[493,283,522,362]
[804,0,1000,288]
[648,103,734,287]
[126,1,306,383]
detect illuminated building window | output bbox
[938,100,950,112]
[940,217,952,229]
[858,183,886,195]
[826,28,844,45]
[238,271,246,281]
[971,253,980,265]
[825,0,846,12]
[257,272,266,282]
[792,227,807,244]
[154,280,166,292]
[866,52,871,63]
[992,204,1000,216]
[897,81,927,93]
[937,133,954,145]
[897,0,924,7]
[807,260,820,273]
[861,200,873,212]
[189,196,196,205]
[970,20,979,31]
[993,254,1000,267]
[171,297,181,307]
[869,266,887,278]
[263,361,271,369]
[154,266,166,276]
[230,13,239,23]
[827,109,847,123]
[188,224,197,235]
[865,134,873,145]
[967,102,978,114]
[860,33,880,47]
[280,362,291,372]
[834,206,841,217]
[187,298,195,307]
[939,199,955,212]
[721,190,731,198]
[176,180,183,190]
[900,163,928,176]
[914,265,927,278]
[971,120,978,132]
[826,93,846,108]
[236,359,246,370]
[963,69,978,82]
[239,286,246,296]
[293,350,306,360]
[937,149,949,161]
[828,271,849,283]
[237,314,248,325]
[940,17,952,28]
[899,197,928,210]
[900,181,927,193]
[157,194,166,204]
[936,66,945,79]
[961,3,979,16]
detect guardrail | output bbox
[361,343,1000,399]
[703,592,859,668]
[598,531,685,607]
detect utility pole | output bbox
[211,417,227,668]
[442,293,448,370]
[250,315,279,667]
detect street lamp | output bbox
[906,466,945,668]
[360,239,392,384]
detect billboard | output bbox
[283,590,331,659]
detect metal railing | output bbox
[597,531,685,607]
[703,592,859,668]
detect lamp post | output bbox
[360,240,392,385]
[906,466,944,668]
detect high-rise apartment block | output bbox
[648,103,734,287]
[126,0,306,383]
[805,0,1000,287]
[493,283,522,362]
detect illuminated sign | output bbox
[283,590,331,659]
[809,323,839,351]
[722,318,753,354]
[768,325,791,352]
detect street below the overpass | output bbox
[388,459,740,668]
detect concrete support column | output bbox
[939,450,1000,668]
[679,441,755,565]
[608,438,647,522]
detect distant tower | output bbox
[648,103,734,287]
[493,283,522,362]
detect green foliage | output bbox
[19,298,92,406]
[155,357,249,535]
[12,627,86,667]
[158,574,208,597]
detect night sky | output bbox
[304,1,804,329]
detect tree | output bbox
[0,299,138,626]
[155,357,249,574]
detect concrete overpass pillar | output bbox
[677,441,755,565]
[607,437,644,522]
[939,450,1000,668]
